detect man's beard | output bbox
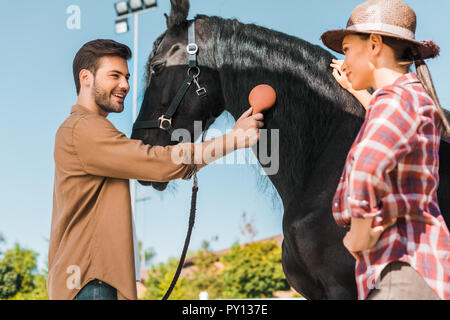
[92,80,124,114]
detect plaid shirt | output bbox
[332,73,450,300]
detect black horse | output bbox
[131,0,450,299]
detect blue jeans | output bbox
[74,279,117,300]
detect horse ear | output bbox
[164,13,170,28]
[167,0,190,28]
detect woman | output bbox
[320,0,450,300]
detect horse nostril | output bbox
[151,182,168,191]
[137,180,153,187]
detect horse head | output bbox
[131,0,224,191]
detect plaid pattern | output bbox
[332,73,450,300]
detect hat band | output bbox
[347,22,415,40]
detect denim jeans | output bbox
[74,279,118,300]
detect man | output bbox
[47,39,263,300]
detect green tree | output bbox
[1,244,37,293]
[140,238,290,300]
[220,240,290,299]
[0,263,22,299]
[188,242,225,300]
[140,242,224,300]
[140,257,190,300]
[0,243,49,300]
[10,273,48,300]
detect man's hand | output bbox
[229,107,264,149]
[192,107,264,168]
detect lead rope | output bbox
[161,19,211,300]
[162,118,212,300]
[161,172,198,300]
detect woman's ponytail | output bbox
[380,36,450,138]
[415,59,450,138]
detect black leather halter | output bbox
[136,20,211,301]
[132,20,209,138]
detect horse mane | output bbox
[145,15,365,118]
[195,15,365,193]
[142,15,366,202]
[197,15,363,109]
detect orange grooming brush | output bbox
[248,84,276,115]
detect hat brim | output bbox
[320,29,439,60]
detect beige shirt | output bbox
[47,104,197,300]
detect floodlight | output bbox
[143,0,157,8]
[129,0,144,11]
[115,1,129,15]
[115,19,129,34]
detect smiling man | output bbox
[47,39,264,300]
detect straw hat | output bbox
[320,0,440,60]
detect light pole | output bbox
[114,0,158,278]
[114,0,158,218]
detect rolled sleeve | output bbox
[72,115,197,182]
[346,87,420,219]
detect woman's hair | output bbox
[358,33,450,138]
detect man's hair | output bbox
[73,39,132,95]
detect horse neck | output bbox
[198,16,364,206]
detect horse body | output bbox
[132,0,450,299]
[188,15,366,299]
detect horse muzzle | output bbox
[138,180,168,191]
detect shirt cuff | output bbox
[347,197,380,219]
[182,164,198,180]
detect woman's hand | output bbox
[330,59,372,110]
[343,217,398,260]
[330,59,352,91]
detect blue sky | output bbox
[1,0,449,272]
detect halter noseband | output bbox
[132,20,211,139]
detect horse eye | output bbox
[151,62,165,75]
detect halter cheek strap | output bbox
[187,19,198,68]
[133,20,215,302]
[132,20,212,140]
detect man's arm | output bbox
[194,107,263,169]
[73,108,263,182]
[73,115,196,182]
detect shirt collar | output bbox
[70,104,98,115]
[371,72,420,99]
[392,72,421,86]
